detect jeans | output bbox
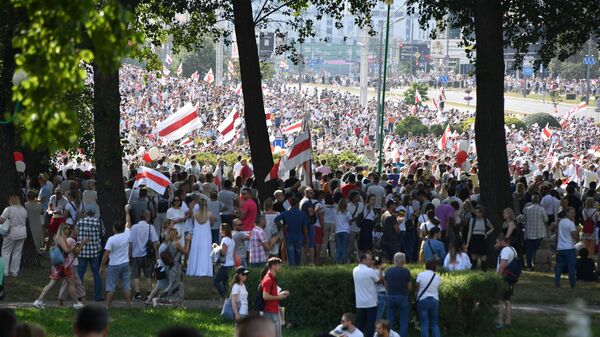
[211,229,220,245]
[555,249,577,288]
[387,294,409,337]
[78,256,103,300]
[401,230,416,263]
[214,265,232,298]
[335,232,350,264]
[356,306,377,337]
[417,297,441,337]
[376,292,387,320]
[287,239,303,266]
[525,238,543,268]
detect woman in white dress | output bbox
[187,199,215,277]
[443,238,472,271]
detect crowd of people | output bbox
[1,63,600,337]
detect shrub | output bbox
[241,265,504,336]
[461,116,526,130]
[522,112,561,129]
[403,82,430,105]
[314,150,364,171]
[396,116,429,136]
[429,123,464,137]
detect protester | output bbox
[76,204,105,302]
[274,197,307,266]
[249,215,274,268]
[465,206,494,270]
[555,207,579,288]
[522,194,548,270]
[230,267,250,322]
[100,208,132,309]
[373,319,400,337]
[236,315,276,337]
[352,253,380,337]
[495,235,517,329]
[329,313,363,337]
[1,195,28,278]
[415,260,441,337]
[443,239,472,271]
[187,199,214,277]
[73,306,109,337]
[260,258,289,337]
[384,253,411,337]
[213,223,235,298]
[24,191,43,253]
[129,209,159,299]
[423,227,445,265]
[157,227,190,307]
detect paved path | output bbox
[3,300,599,314]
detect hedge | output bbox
[239,265,505,336]
[522,112,561,129]
[461,116,526,131]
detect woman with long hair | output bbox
[157,227,191,308]
[213,223,235,298]
[443,239,471,271]
[230,267,250,322]
[466,206,494,271]
[33,223,88,309]
[581,197,598,256]
[322,193,337,258]
[502,208,521,253]
[187,198,215,277]
[334,198,352,264]
[263,198,282,258]
[1,195,28,277]
[64,192,83,226]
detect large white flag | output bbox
[217,108,242,143]
[155,103,202,142]
[281,130,311,170]
[134,166,171,196]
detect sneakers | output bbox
[33,300,45,309]
[73,302,84,309]
[134,293,142,300]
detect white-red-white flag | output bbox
[560,102,587,128]
[155,103,202,142]
[203,68,215,84]
[281,119,303,135]
[134,166,171,196]
[437,125,451,150]
[264,158,284,182]
[179,137,194,147]
[165,54,173,65]
[415,90,422,105]
[162,66,171,76]
[190,71,199,82]
[265,111,272,126]
[217,108,242,143]
[281,130,311,170]
[176,62,183,76]
[541,123,552,141]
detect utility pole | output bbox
[375,21,384,147]
[359,27,369,107]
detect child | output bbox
[576,248,598,281]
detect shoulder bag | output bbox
[412,272,436,311]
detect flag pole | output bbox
[303,112,313,189]
[377,0,393,175]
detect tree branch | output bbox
[254,0,269,23]
[254,0,296,26]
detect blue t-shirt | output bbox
[274,207,307,241]
[385,266,411,296]
[423,239,446,262]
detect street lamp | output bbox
[377,0,393,174]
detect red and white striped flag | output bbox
[541,123,552,141]
[179,137,194,147]
[165,54,173,65]
[176,62,183,76]
[437,125,451,150]
[281,119,303,135]
[281,130,311,170]
[155,103,202,142]
[190,71,199,82]
[264,158,284,182]
[265,111,272,126]
[560,102,587,128]
[188,87,195,101]
[228,60,235,77]
[415,90,422,105]
[204,68,215,84]
[134,166,171,196]
[217,108,242,143]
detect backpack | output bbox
[145,224,156,258]
[254,276,275,312]
[501,247,522,284]
[147,198,158,222]
[582,210,596,234]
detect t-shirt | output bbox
[129,221,159,258]
[352,264,380,308]
[230,283,249,315]
[416,270,441,301]
[557,218,576,251]
[366,184,386,209]
[240,199,258,231]
[261,272,279,313]
[221,236,235,267]
[1,205,28,240]
[385,266,411,296]
[496,246,517,272]
[331,325,364,337]
[232,231,248,257]
[166,207,186,223]
[335,211,352,234]
[218,190,237,215]
[434,204,454,230]
[105,228,131,265]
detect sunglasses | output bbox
[173,199,182,202]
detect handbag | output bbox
[0,218,10,236]
[160,243,174,267]
[221,298,241,321]
[50,245,65,266]
[413,272,436,311]
[145,224,156,258]
[154,266,167,280]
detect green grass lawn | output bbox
[512,271,600,305]
[12,308,600,337]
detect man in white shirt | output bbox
[495,235,517,329]
[366,175,385,212]
[555,207,579,289]
[100,210,132,309]
[374,319,400,337]
[353,253,381,337]
[330,313,364,337]
[129,210,159,300]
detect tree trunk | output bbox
[474,0,513,260]
[232,0,277,202]
[93,65,126,234]
[22,147,50,183]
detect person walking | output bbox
[129,209,159,300]
[495,235,517,329]
[100,207,132,309]
[76,204,105,301]
[260,257,289,337]
[157,227,191,307]
[555,207,579,288]
[1,195,28,277]
[415,260,441,337]
[353,253,381,337]
[385,253,411,337]
[230,267,250,322]
[187,199,215,277]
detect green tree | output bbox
[522,113,561,129]
[406,0,600,239]
[403,82,429,105]
[395,116,428,136]
[170,43,216,78]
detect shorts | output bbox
[131,256,153,279]
[306,227,315,248]
[106,262,131,293]
[314,226,324,245]
[48,217,65,235]
[502,282,514,301]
